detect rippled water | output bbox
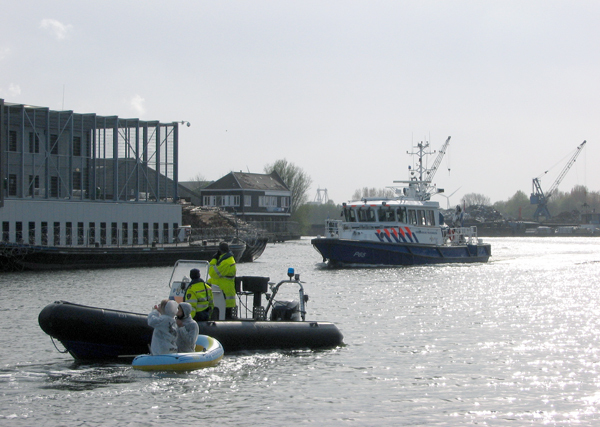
[2,237,600,425]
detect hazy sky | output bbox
[2,1,598,206]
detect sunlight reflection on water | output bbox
[2,237,600,425]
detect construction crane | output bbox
[530,140,586,221]
[426,136,451,185]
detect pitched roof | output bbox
[204,171,289,192]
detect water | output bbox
[2,237,600,425]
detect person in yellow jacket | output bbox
[208,242,237,319]
[184,268,213,321]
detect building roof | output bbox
[204,172,289,192]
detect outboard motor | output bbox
[270,300,301,321]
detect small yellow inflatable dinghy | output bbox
[132,335,224,372]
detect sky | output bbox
[1,1,599,207]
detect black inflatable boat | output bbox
[39,262,344,360]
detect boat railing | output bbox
[446,226,480,245]
[324,220,342,238]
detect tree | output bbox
[493,190,533,220]
[264,159,312,212]
[351,187,395,200]
[189,172,205,182]
[461,193,490,208]
[292,201,341,235]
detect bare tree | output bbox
[189,172,206,182]
[461,193,491,207]
[264,159,312,212]
[351,187,396,200]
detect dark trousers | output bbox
[194,310,211,322]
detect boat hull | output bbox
[239,237,269,262]
[311,237,491,266]
[38,301,344,360]
[0,241,246,272]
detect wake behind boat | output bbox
[311,137,491,267]
[38,260,344,360]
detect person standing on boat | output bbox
[147,299,178,355]
[452,205,464,228]
[184,268,214,321]
[176,302,199,353]
[208,242,237,319]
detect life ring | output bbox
[448,229,456,242]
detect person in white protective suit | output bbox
[176,302,199,353]
[147,299,178,355]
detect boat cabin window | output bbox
[417,210,426,226]
[358,208,376,222]
[367,209,376,222]
[347,209,356,222]
[396,207,407,223]
[426,210,435,226]
[408,209,417,225]
[378,208,395,222]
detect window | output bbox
[50,176,59,197]
[378,208,395,222]
[172,223,178,241]
[73,171,82,191]
[426,210,435,226]
[77,222,84,245]
[203,195,216,206]
[66,222,72,245]
[16,222,23,243]
[41,222,48,245]
[221,195,240,207]
[408,210,417,225]
[143,223,149,244]
[8,174,18,196]
[29,222,36,244]
[73,136,82,156]
[8,130,18,152]
[244,195,252,207]
[122,222,128,245]
[88,222,96,244]
[367,209,376,222]
[100,223,107,245]
[111,222,118,245]
[258,196,278,207]
[153,223,159,243]
[50,134,59,154]
[281,197,290,209]
[163,223,169,243]
[348,209,356,222]
[397,207,407,223]
[133,223,139,244]
[29,132,40,153]
[28,175,40,196]
[417,210,426,226]
[2,222,9,242]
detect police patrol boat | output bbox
[311,137,491,266]
[38,260,344,360]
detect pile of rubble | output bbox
[182,206,236,229]
[441,204,504,225]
